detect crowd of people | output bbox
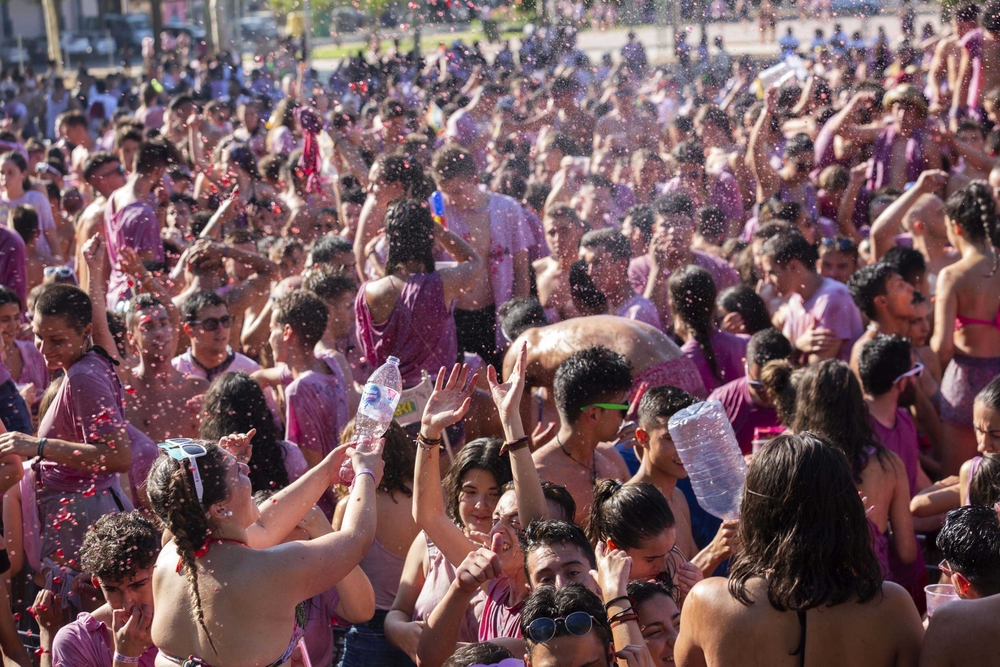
[0,1,999,665]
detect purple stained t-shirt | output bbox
[616,293,663,330]
[36,350,137,492]
[0,226,26,308]
[681,330,748,395]
[871,408,920,497]
[659,172,743,224]
[708,375,781,455]
[782,277,864,363]
[52,611,158,667]
[1,189,58,256]
[285,356,350,458]
[104,198,164,307]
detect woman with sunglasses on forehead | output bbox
[675,433,923,667]
[147,431,385,667]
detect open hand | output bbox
[420,364,479,440]
[487,341,527,421]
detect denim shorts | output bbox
[338,610,416,667]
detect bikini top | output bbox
[955,311,1000,331]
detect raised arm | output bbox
[870,170,949,261]
[245,439,355,549]
[837,163,868,243]
[435,224,483,305]
[747,89,781,204]
[260,442,384,605]
[413,364,482,567]
[487,341,546,528]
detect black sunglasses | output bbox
[526,611,594,643]
[189,315,234,331]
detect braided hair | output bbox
[147,442,231,658]
[945,181,1000,276]
[668,265,721,381]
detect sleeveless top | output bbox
[358,536,407,611]
[412,534,483,643]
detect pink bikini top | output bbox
[955,311,1000,331]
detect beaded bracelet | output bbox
[113,653,142,664]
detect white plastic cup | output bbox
[924,584,959,618]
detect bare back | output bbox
[677,577,923,667]
[941,252,1000,357]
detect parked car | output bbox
[239,14,278,41]
[61,32,91,56]
[0,41,28,64]
[330,7,368,33]
[87,33,117,56]
[163,21,207,41]
[105,14,153,53]
[829,0,880,15]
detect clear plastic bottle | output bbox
[667,400,747,520]
[339,356,402,484]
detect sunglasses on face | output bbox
[158,438,208,503]
[892,362,923,384]
[189,315,234,332]
[580,402,630,417]
[526,611,595,643]
[938,559,955,579]
[44,265,76,280]
[745,362,765,391]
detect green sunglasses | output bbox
[580,402,630,414]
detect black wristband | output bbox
[604,594,630,610]
[36,438,47,460]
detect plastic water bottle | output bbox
[430,191,447,228]
[339,356,402,484]
[667,400,747,520]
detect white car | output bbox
[61,33,92,56]
[89,34,117,55]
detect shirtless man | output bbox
[870,170,957,286]
[534,204,587,321]
[432,144,531,369]
[505,316,707,434]
[532,345,633,524]
[76,152,126,287]
[630,385,739,577]
[928,4,979,110]
[920,505,1000,667]
[593,80,659,154]
[877,86,942,192]
[952,0,1000,119]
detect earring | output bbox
[222,509,233,517]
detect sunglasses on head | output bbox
[892,362,923,384]
[189,315,234,331]
[820,237,857,252]
[938,559,955,579]
[44,265,76,280]
[158,439,208,503]
[526,611,595,643]
[580,402,630,417]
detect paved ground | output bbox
[305,5,941,72]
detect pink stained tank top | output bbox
[358,536,407,611]
[412,534,483,643]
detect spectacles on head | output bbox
[938,559,955,579]
[892,362,923,384]
[189,315,234,332]
[580,402,630,417]
[745,361,765,391]
[158,438,208,503]
[526,611,595,644]
[820,237,857,252]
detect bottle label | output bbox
[358,383,401,422]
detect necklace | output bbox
[557,434,598,486]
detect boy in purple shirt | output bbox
[104,140,169,307]
[708,328,792,454]
[579,229,662,330]
[48,511,160,667]
[269,291,349,470]
[759,232,863,364]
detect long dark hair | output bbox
[384,199,436,277]
[789,359,885,483]
[147,442,230,657]
[586,479,675,550]
[442,438,513,527]
[729,432,884,610]
[199,372,290,492]
[341,418,413,499]
[718,285,772,334]
[946,180,999,274]
[970,454,1000,507]
[669,265,720,381]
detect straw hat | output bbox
[883,84,928,116]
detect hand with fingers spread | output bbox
[487,340,527,420]
[420,364,479,440]
[455,533,505,593]
[219,428,257,464]
[82,234,106,273]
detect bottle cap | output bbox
[387,356,400,364]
